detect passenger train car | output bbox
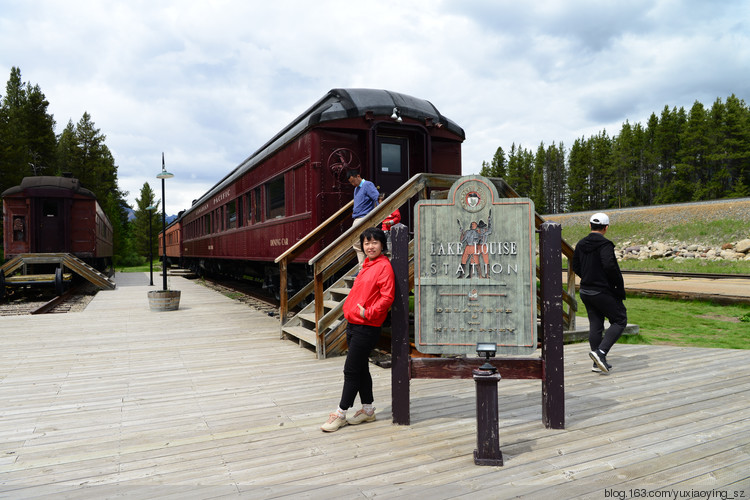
[2,176,113,280]
[162,88,465,292]
[2,176,114,270]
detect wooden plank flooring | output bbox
[1,272,749,498]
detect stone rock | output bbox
[722,243,734,250]
[720,250,741,260]
[736,239,750,253]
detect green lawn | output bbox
[577,295,750,350]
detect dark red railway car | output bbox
[2,176,113,269]
[171,88,464,291]
[160,218,182,265]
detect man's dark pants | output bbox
[581,292,627,354]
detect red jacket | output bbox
[381,209,401,231]
[343,254,395,327]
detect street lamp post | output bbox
[156,153,174,291]
[147,204,158,286]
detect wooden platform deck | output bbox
[1,273,748,498]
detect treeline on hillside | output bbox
[481,95,750,214]
[0,66,132,260]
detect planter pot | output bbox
[148,290,181,311]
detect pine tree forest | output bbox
[481,95,750,213]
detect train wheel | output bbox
[55,268,64,296]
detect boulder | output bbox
[735,239,750,254]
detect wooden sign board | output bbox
[414,176,537,355]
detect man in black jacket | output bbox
[572,213,627,374]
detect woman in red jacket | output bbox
[321,227,395,432]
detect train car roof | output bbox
[182,88,465,220]
[1,176,96,198]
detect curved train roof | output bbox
[182,88,465,219]
[1,176,96,198]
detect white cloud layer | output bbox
[2,0,749,214]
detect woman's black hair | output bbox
[360,226,388,254]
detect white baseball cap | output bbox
[589,212,610,225]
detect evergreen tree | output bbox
[547,142,566,212]
[567,137,591,211]
[133,183,161,260]
[532,143,546,213]
[718,94,750,195]
[677,101,709,200]
[0,67,57,194]
[590,131,613,208]
[654,106,688,203]
[641,113,660,205]
[479,146,506,178]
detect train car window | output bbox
[253,186,262,222]
[204,214,211,234]
[266,177,285,219]
[227,200,237,229]
[251,192,254,226]
[13,215,25,241]
[43,200,59,217]
[236,197,243,227]
[380,140,404,173]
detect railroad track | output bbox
[0,282,97,316]
[197,276,280,317]
[565,268,750,280]
[620,270,750,280]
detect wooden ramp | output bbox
[0,272,748,497]
[1,253,115,291]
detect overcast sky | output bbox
[2,0,749,215]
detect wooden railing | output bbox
[275,173,578,356]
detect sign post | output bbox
[389,174,565,458]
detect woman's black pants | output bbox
[338,323,381,410]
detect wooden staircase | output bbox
[280,264,357,356]
[275,173,579,359]
[1,253,115,291]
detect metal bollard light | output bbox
[473,362,503,466]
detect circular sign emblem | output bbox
[459,184,487,213]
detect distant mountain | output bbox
[124,207,176,223]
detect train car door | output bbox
[374,135,412,229]
[35,198,68,253]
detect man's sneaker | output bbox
[591,361,612,373]
[347,409,376,425]
[321,413,348,432]
[589,350,610,373]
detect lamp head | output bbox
[476,342,497,372]
[476,342,497,357]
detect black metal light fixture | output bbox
[476,342,497,372]
[156,153,174,291]
[146,204,158,286]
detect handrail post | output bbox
[390,223,410,425]
[279,258,288,338]
[539,221,565,429]
[314,263,325,359]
